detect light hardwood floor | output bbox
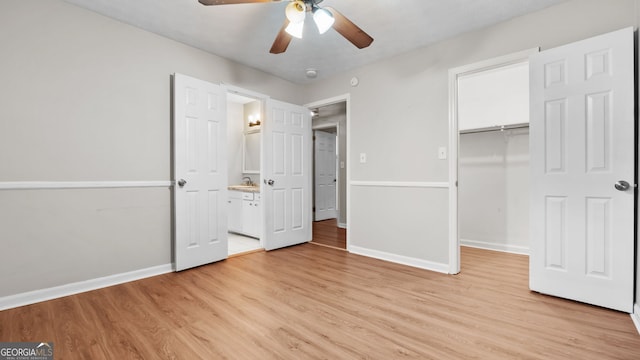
[311,219,346,249]
[1,245,639,359]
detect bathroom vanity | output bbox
[228,186,261,238]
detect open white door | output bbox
[529,28,634,312]
[173,74,228,271]
[263,99,312,251]
[314,130,337,221]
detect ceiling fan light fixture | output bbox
[285,1,306,23]
[285,20,304,39]
[312,7,334,34]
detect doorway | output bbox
[307,96,349,250]
[448,48,538,274]
[226,91,264,256]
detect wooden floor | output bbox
[1,246,639,359]
[311,219,346,249]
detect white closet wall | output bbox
[459,129,529,254]
[458,62,529,130]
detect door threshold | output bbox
[228,248,265,258]
[309,241,347,251]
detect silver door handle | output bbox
[263,179,275,186]
[177,179,187,187]
[614,180,630,191]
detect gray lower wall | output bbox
[0,188,171,297]
[350,186,449,264]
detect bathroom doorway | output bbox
[227,91,263,256]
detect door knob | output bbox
[264,179,275,186]
[614,180,630,191]
[177,179,187,187]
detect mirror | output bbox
[243,131,260,174]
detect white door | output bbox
[314,130,337,221]
[262,99,312,251]
[173,73,228,271]
[529,28,634,312]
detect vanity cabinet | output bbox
[228,190,261,238]
[228,191,243,233]
[242,193,260,238]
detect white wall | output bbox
[242,101,261,185]
[0,0,302,299]
[302,0,637,270]
[227,101,244,186]
[458,62,529,131]
[459,130,529,254]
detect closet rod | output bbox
[459,123,529,135]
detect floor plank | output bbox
[1,246,639,359]
[311,219,346,249]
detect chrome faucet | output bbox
[242,176,253,186]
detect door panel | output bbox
[263,99,312,251]
[314,130,338,221]
[529,28,634,312]
[173,74,228,271]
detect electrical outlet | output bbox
[359,153,367,163]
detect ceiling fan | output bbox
[197,0,374,54]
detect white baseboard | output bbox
[348,245,449,274]
[461,238,529,255]
[0,264,173,311]
[338,222,347,229]
[631,304,640,335]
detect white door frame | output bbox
[447,48,539,274]
[313,129,338,221]
[305,94,351,240]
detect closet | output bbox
[457,60,530,255]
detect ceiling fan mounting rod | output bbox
[298,0,324,11]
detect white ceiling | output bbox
[63,0,566,84]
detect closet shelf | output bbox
[459,123,529,135]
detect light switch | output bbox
[340,161,345,169]
[438,147,447,160]
[359,153,367,163]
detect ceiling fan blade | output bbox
[325,7,374,49]
[270,19,292,54]
[198,0,281,5]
